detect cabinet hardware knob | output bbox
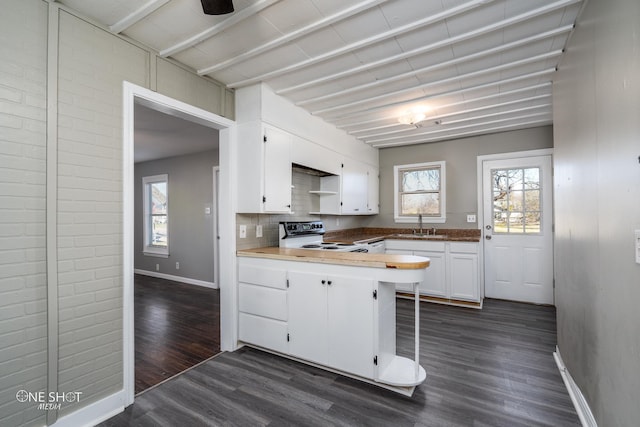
[327,280,332,285]
[485,235,492,240]
[321,280,326,285]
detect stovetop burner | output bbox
[301,244,321,249]
[322,246,339,250]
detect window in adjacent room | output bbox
[394,161,446,223]
[143,174,169,257]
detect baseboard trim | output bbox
[51,389,125,427]
[134,269,218,289]
[554,346,597,427]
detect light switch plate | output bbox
[239,225,247,238]
[256,225,263,238]
[467,214,476,223]
[635,230,640,264]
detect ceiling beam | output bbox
[109,0,170,34]
[311,52,562,116]
[335,83,552,128]
[159,0,282,58]
[352,96,552,137]
[320,69,556,121]
[364,111,551,144]
[221,0,495,85]
[361,103,551,140]
[197,0,388,75]
[276,0,580,95]
[370,119,552,148]
[295,27,572,106]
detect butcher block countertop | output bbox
[237,247,430,270]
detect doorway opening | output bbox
[132,103,220,393]
[123,82,237,405]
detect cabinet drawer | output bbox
[239,283,288,320]
[239,313,288,353]
[449,242,479,254]
[385,239,446,252]
[238,264,287,289]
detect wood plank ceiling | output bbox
[56,0,584,147]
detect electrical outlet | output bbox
[256,225,263,238]
[176,262,180,270]
[239,224,247,238]
[467,214,476,223]
[155,264,159,271]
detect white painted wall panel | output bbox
[553,0,640,424]
[0,1,48,426]
[56,9,148,416]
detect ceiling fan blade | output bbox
[201,0,234,15]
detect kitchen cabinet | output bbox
[310,159,378,216]
[341,160,369,215]
[448,243,480,302]
[237,260,289,352]
[386,240,480,304]
[237,122,292,213]
[288,270,375,379]
[367,166,379,214]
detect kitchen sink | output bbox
[391,233,447,239]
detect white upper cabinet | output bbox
[236,83,379,215]
[367,165,379,214]
[341,160,369,215]
[237,122,292,214]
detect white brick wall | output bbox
[1,2,234,424]
[55,10,148,415]
[0,1,48,426]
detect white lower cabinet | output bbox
[288,270,375,379]
[448,243,480,302]
[414,250,447,298]
[386,240,480,303]
[237,260,289,352]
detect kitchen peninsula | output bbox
[236,248,430,396]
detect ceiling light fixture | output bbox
[398,107,429,126]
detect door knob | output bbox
[485,235,492,240]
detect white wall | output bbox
[553,0,640,424]
[0,1,48,426]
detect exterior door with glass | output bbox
[482,155,553,304]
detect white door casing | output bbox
[123,82,237,406]
[478,150,554,305]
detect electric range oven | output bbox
[278,221,369,253]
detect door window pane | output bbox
[491,167,542,234]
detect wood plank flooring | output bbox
[134,274,220,394]
[104,298,579,426]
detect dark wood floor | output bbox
[105,298,579,426]
[134,274,220,394]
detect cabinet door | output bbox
[327,275,375,379]
[287,271,328,365]
[414,250,447,297]
[263,126,292,213]
[341,160,368,214]
[367,166,379,214]
[448,253,479,301]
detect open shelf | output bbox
[377,356,426,387]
